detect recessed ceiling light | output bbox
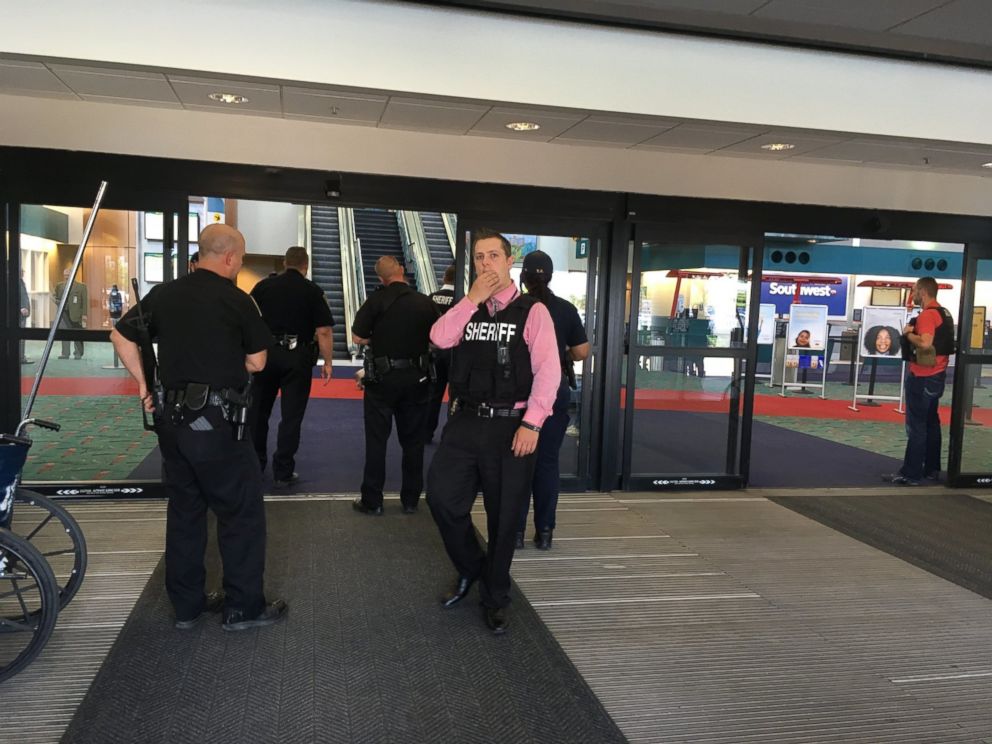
[761,143,795,152]
[208,92,249,104]
[505,121,541,132]
[982,162,992,169]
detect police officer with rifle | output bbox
[111,224,288,632]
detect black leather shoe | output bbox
[352,498,384,516]
[273,472,299,488]
[514,532,524,550]
[441,576,475,608]
[174,590,225,629]
[534,529,553,550]
[484,606,508,635]
[402,503,418,514]
[222,599,288,632]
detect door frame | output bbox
[621,222,763,491]
[947,241,992,487]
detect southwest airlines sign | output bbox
[760,277,848,317]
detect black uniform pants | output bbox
[425,351,450,442]
[361,371,430,508]
[249,345,312,480]
[157,407,267,621]
[427,411,536,609]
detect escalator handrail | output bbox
[397,211,438,296]
[337,207,365,359]
[441,212,457,259]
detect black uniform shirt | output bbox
[352,282,438,359]
[250,268,335,340]
[429,285,455,316]
[116,269,272,390]
[545,292,588,362]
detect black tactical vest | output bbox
[449,294,537,406]
[932,307,956,356]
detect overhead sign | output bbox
[760,276,848,317]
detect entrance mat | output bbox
[61,500,626,744]
[769,493,992,600]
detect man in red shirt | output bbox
[885,277,953,485]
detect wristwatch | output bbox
[520,421,541,433]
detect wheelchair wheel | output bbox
[0,527,59,684]
[12,490,87,611]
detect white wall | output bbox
[236,201,304,256]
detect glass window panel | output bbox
[19,339,160,484]
[19,205,138,330]
[635,242,749,348]
[969,259,992,352]
[629,354,741,475]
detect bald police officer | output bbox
[249,246,335,488]
[351,256,438,515]
[111,224,287,632]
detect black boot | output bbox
[534,529,553,550]
[514,531,524,550]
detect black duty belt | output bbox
[376,357,419,369]
[455,400,526,419]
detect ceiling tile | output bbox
[379,98,489,133]
[794,140,926,165]
[635,123,765,152]
[283,87,387,124]
[754,0,945,32]
[552,115,679,146]
[50,65,179,103]
[717,130,849,158]
[0,60,75,97]
[168,75,282,112]
[469,107,587,142]
[889,0,992,45]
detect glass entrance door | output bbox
[622,228,761,490]
[948,243,992,486]
[455,220,608,491]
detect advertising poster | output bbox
[787,304,828,350]
[860,306,907,358]
[757,303,776,345]
[760,276,848,318]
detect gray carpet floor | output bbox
[769,492,992,600]
[61,500,626,744]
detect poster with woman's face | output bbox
[787,304,828,350]
[860,306,907,358]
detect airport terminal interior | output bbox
[2,1,992,742]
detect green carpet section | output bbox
[21,339,135,378]
[22,396,156,481]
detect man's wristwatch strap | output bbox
[520,421,541,433]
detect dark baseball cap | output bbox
[521,250,553,279]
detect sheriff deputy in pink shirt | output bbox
[426,228,559,635]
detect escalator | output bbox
[419,212,455,285]
[309,205,351,360]
[353,209,405,295]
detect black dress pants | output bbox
[361,371,429,508]
[157,407,267,621]
[249,345,312,481]
[427,411,536,609]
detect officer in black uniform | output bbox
[110,223,288,632]
[351,256,438,515]
[248,246,335,488]
[425,264,456,443]
[426,229,558,635]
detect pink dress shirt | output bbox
[430,283,558,427]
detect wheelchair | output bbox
[0,418,88,684]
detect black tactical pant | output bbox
[360,371,429,509]
[157,406,267,621]
[424,351,451,443]
[427,411,536,609]
[249,345,313,481]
